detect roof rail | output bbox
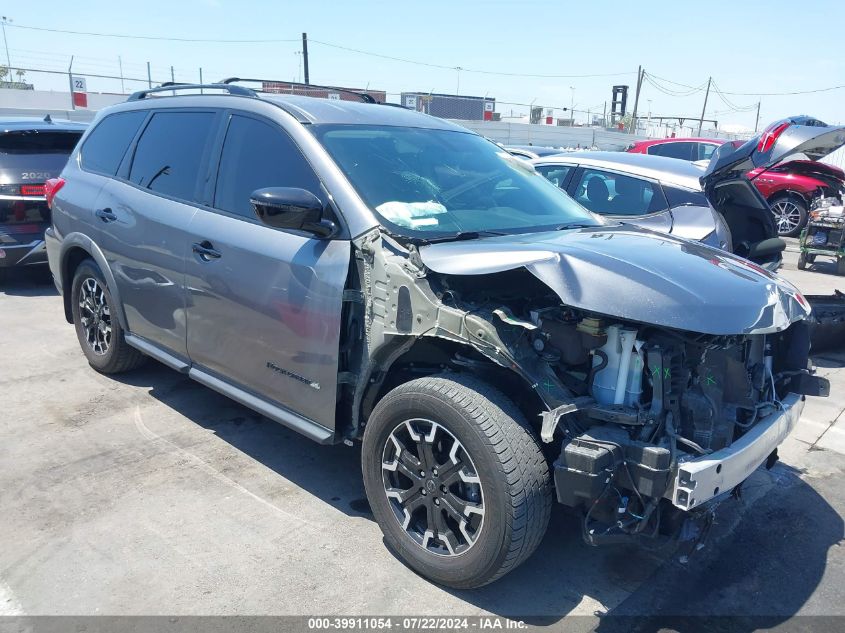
[127,82,256,101]
[218,77,378,104]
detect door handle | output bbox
[192,240,221,261]
[95,207,117,222]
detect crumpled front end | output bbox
[350,225,828,552]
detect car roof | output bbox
[533,151,706,190]
[110,90,471,132]
[631,137,727,148]
[505,145,564,156]
[263,95,471,130]
[0,117,88,133]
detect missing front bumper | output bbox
[668,392,804,510]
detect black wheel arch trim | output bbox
[355,335,550,440]
[59,232,129,331]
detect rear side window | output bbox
[213,115,322,218]
[0,131,82,154]
[664,186,707,208]
[535,164,572,189]
[573,168,668,216]
[698,143,719,160]
[648,142,695,161]
[80,111,146,175]
[129,111,216,202]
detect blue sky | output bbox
[3,0,843,130]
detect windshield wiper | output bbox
[420,230,509,244]
[553,222,597,231]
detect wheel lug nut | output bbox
[434,498,440,505]
[420,488,427,495]
[419,470,426,477]
[432,468,438,476]
[440,485,447,493]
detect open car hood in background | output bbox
[702,117,845,189]
[418,226,809,336]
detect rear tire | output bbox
[71,258,145,374]
[362,374,552,588]
[837,257,845,276]
[770,194,808,238]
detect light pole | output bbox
[1,17,12,74]
[569,86,575,126]
[455,67,462,95]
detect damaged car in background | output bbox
[47,86,832,589]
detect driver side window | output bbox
[214,115,323,219]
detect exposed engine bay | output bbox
[346,228,829,549]
[434,267,824,543]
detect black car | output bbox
[0,117,86,269]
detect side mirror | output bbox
[250,187,337,238]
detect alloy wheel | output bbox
[381,419,484,557]
[770,199,804,235]
[78,277,112,356]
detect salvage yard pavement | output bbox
[0,255,843,628]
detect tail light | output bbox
[757,121,790,154]
[44,177,65,210]
[20,184,46,196]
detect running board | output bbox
[125,334,190,372]
[189,367,335,444]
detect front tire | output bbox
[362,374,552,588]
[71,258,145,374]
[797,252,808,270]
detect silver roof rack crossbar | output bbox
[218,77,378,104]
[127,82,256,101]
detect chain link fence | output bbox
[0,64,756,148]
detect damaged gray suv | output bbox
[45,80,832,588]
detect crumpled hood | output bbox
[419,226,810,335]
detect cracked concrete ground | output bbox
[0,248,842,627]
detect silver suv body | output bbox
[45,84,830,588]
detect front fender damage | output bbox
[344,229,571,438]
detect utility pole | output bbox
[67,55,74,110]
[697,76,712,136]
[569,86,575,126]
[301,32,310,85]
[630,65,643,134]
[118,56,125,94]
[455,67,462,95]
[146,62,152,88]
[603,101,606,128]
[1,17,12,74]
[199,67,203,94]
[754,101,761,133]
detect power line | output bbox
[6,23,300,43]
[643,73,707,97]
[718,84,845,96]
[4,23,635,79]
[309,39,635,78]
[7,22,845,96]
[710,79,757,112]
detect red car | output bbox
[627,136,845,236]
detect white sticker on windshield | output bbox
[376,200,447,228]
